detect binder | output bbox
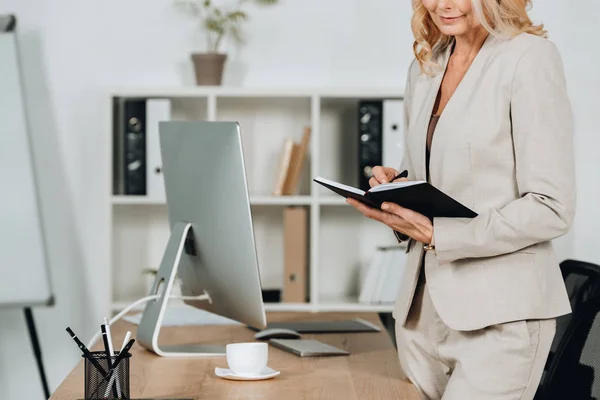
[146,99,171,202]
[113,98,147,195]
[283,207,308,303]
[382,100,404,170]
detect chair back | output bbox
[536,259,600,399]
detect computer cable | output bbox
[86,293,211,349]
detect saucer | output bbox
[215,366,280,381]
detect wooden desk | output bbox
[51,312,418,400]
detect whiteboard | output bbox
[0,16,53,308]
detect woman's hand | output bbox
[348,198,434,244]
[350,165,434,244]
[368,166,403,187]
[369,166,410,193]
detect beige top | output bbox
[425,91,442,182]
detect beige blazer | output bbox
[393,33,576,331]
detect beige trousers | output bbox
[395,279,556,400]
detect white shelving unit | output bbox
[103,86,405,316]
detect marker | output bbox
[65,327,107,377]
[100,325,118,398]
[100,324,111,366]
[110,338,135,369]
[103,318,121,398]
[104,331,131,398]
[120,331,132,354]
[88,337,136,399]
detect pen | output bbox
[103,339,136,384]
[101,324,111,366]
[89,338,136,399]
[100,324,119,397]
[103,318,121,398]
[104,331,131,398]
[104,318,116,363]
[65,327,107,377]
[391,169,408,182]
[120,331,132,353]
[111,338,135,369]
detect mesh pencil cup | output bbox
[83,351,131,399]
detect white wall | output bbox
[0,0,597,399]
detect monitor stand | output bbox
[137,222,226,357]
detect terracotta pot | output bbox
[191,52,227,86]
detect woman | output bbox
[347,0,575,398]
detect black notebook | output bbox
[314,176,477,219]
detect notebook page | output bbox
[368,180,426,193]
[313,177,365,196]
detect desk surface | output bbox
[51,311,418,400]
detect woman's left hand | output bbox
[347,199,434,244]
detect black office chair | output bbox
[535,259,600,400]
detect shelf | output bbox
[106,86,405,99]
[111,195,359,206]
[104,87,408,323]
[112,195,313,206]
[250,196,312,206]
[318,196,350,206]
[112,196,165,205]
[111,300,391,314]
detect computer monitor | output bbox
[137,121,267,357]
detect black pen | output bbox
[103,338,135,381]
[65,327,107,377]
[391,169,408,182]
[101,324,112,365]
[101,324,120,397]
[89,339,136,399]
[110,338,135,370]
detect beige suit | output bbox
[393,33,575,399]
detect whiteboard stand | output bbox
[0,14,53,399]
[24,308,50,399]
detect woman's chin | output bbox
[437,25,469,37]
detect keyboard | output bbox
[269,339,349,357]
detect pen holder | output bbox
[83,351,131,399]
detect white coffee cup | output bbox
[226,342,268,376]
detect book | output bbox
[272,126,311,196]
[272,139,295,195]
[313,176,477,219]
[282,127,311,195]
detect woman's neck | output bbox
[452,26,489,65]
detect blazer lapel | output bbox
[413,45,453,182]
[426,34,499,184]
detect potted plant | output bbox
[175,0,280,86]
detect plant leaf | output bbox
[226,10,248,23]
[204,17,225,35]
[253,0,279,5]
[174,0,201,17]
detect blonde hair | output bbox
[411,0,547,74]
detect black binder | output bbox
[314,176,477,220]
[113,98,147,195]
